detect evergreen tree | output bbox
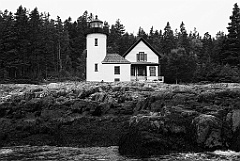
[108,19,126,54]
[114,19,125,36]
[177,21,191,54]
[29,7,44,78]
[222,3,240,66]
[137,27,148,39]
[201,32,213,63]
[164,48,196,83]
[103,21,110,35]
[213,31,226,64]
[41,12,56,79]
[0,10,15,79]
[148,26,154,44]
[12,6,30,78]
[162,22,176,55]
[119,32,136,55]
[189,27,202,59]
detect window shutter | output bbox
[137,54,140,61]
[144,53,147,61]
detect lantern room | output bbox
[90,16,103,28]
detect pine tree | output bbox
[29,7,44,79]
[148,26,154,44]
[103,21,110,35]
[189,27,202,59]
[108,19,126,54]
[137,27,148,39]
[201,32,213,63]
[164,48,197,83]
[213,31,226,64]
[119,32,136,55]
[222,3,240,66]
[162,22,176,55]
[12,5,30,78]
[177,21,191,54]
[114,19,125,36]
[0,10,15,79]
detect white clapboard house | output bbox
[86,16,164,82]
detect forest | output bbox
[0,3,240,83]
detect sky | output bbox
[0,0,238,37]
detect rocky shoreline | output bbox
[1,82,240,157]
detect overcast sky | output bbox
[0,0,238,37]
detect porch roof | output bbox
[130,62,160,65]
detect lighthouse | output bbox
[86,16,107,82]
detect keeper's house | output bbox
[86,16,164,82]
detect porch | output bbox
[130,63,164,82]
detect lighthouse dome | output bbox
[90,15,103,28]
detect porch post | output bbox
[145,66,147,81]
[158,65,161,76]
[135,66,138,80]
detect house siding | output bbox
[124,41,159,63]
[102,64,131,82]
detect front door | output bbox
[137,66,147,81]
[137,66,146,76]
[131,65,147,81]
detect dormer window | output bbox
[95,38,98,46]
[137,52,147,62]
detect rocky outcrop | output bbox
[2,82,240,155]
[119,109,197,156]
[118,105,240,157]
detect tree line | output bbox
[0,3,240,83]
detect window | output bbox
[137,52,147,62]
[114,78,120,82]
[114,66,120,75]
[95,63,98,72]
[149,67,156,76]
[95,38,98,46]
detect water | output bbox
[0,146,240,161]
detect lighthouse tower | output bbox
[86,16,107,81]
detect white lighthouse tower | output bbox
[86,16,107,82]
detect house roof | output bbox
[102,53,131,64]
[122,37,162,57]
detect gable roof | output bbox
[102,53,131,64]
[122,37,162,57]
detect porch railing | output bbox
[131,76,164,83]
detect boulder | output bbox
[88,102,102,116]
[150,100,164,112]
[226,110,240,151]
[227,109,240,132]
[0,102,12,117]
[71,100,88,114]
[21,98,43,112]
[192,114,223,149]
[90,92,107,102]
[119,110,196,157]
[78,87,100,99]
[119,101,135,115]
[134,98,149,112]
